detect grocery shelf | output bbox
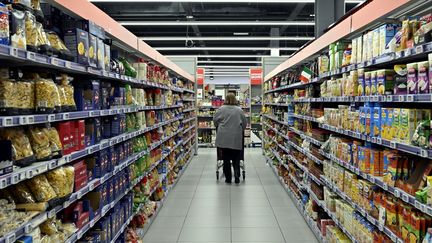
[262,114,290,126]
[264,78,321,94]
[183,89,195,94]
[0,125,184,243]
[198,127,216,130]
[266,161,325,243]
[182,116,196,124]
[183,133,196,145]
[291,94,432,103]
[263,103,289,107]
[0,45,186,92]
[0,116,183,191]
[183,125,196,134]
[320,150,432,217]
[183,98,196,102]
[197,116,214,118]
[288,127,323,146]
[321,176,403,243]
[0,104,182,128]
[251,103,262,106]
[183,107,196,112]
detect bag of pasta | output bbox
[10,183,36,204]
[35,22,52,56]
[47,31,73,61]
[35,77,61,113]
[45,126,62,158]
[26,174,57,202]
[56,74,76,111]
[0,78,19,115]
[28,126,52,161]
[45,166,74,198]
[0,127,35,166]
[24,11,38,52]
[15,79,35,114]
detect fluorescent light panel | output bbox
[205,74,250,77]
[120,21,314,26]
[91,0,364,3]
[198,65,261,68]
[168,55,288,58]
[198,60,262,63]
[156,47,299,51]
[141,36,314,41]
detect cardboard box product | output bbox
[74,80,101,111]
[364,72,372,96]
[379,24,398,55]
[351,38,357,64]
[373,106,382,137]
[371,71,378,95]
[372,28,380,58]
[357,69,365,96]
[399,108,416,144]
[407,62,418,94]
[376,69,395,95]
[64,28,89,65]
[391,108,400,141]
[88,34,98,68]
[367,31,374,61]
[381,108,388,139]
[56,121,73,155]
[104,44,111,71]
[74,120,86,151]
[97,38,105,70]
[365,106,374,136]
[370,149,383,176]
[417,61,430,94]
[394,64,408,95]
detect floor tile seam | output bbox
[252,155,288,243]
[175,155,205,243]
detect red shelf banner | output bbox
[197,68,205,85]
[250,68,263,85]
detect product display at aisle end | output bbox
[0,1,196,243]
[251,83,263,147]
[263,2,432,243]
[197,84,251,147]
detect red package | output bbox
[56,122,73,155]
[75,120,86,151]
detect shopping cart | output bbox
[216,134,246,181]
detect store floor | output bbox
[143,148,319,243]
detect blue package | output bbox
[74,80,101,111]
[101,82,111,110]
[85,118,101,146]
[102,117,112,139]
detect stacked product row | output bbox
[262,8,432,243]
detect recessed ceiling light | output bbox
[233,32,249,36]
[186,15,194,19]
[310,14,315,17]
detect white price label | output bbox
[402,193,409,202]
[394,190,400,197]
[47,114,56,122]
[398,95,404,102]
[390,141,397,149]
[386,95,393,102]
[63,113,70,120]
[416,45,424,54]
[65,61,71,69]
[26,52,35,61]
[407,95,414,102]
[5,233,16,243]
[420,149,428,158]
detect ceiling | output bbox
[91,0,364,75]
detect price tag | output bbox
[398,95,404,102]
[416,45,424,54]
[415,201,423,210]
[382,182,388,190]
[420,149,428,158]
[402,193,409,202]
[390,141,397,149]
[361,96,365,102]
[406,95,414,102]
[395,51,403,59]
[9,47,19,58]
[378,223,384,231]
[90,182,95,190]
[365,96,370,102]
[373,96,379,102]
[65,61,71,69]
[386,95,393,102]
[394,189,400,197]
[376,138,382,144]
[26,52,36,61]
[48,114,56,122]
[5,232,16,243]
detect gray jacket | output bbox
[213,105,247,150]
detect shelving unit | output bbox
[261,0,432,242]
[0,0,196,242]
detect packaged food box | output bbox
[392,108,400,141]
[104,43,111,71]
[366,31,373,61]
[351,38,357,64]
[64,28,89,65]
[88,34,98,68]
[56,121,73,155]
[74,80,101,111]
[85,118,101,146]
[365,106,374,136]
[379,24,398,55]
[97,38,105,70]
[356,36,363,64]
[394,64,408,95]
[373,106,382,137]
[376,69,394,95]
[370,149,382,176]
[399,108,416,144]
[364,71,372,96]
[371,71,377,95]
[417,61,430,93]
[357,69,365,96]
[74,120,86,151]
[407,62,418,94]
[372,28,380,58]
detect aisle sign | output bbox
[250,68,263,85]
[197,68,205,85]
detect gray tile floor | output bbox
[143,148,319,243]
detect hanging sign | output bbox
[197,68,205,85]
[250,68,263,85]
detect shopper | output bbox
[214,93,247,184]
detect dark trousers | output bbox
[221,148,241,181]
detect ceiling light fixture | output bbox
[233,32,249,36]
[167,55,289,58]
[156,47,299,51]
[140,36,314,41]
[91,0,364,3]
[119,21,315,26]
[197,60,262,64]
[198,65,262,68]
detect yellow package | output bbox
[399,108,416,144]
[392,108,400,141]
[371,71,377,95]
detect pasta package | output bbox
[26,174,57,202]
[15,80,35,113]
[0,127,35,166]
[35,22,52,55]
[24,11,37,52]
[10,183,36,203]
[35,77,61,113]
[47,31,74,61]
[45,166,74,197]
[28,126,51,160]
[0,78,18,114]
[10,9,26,50]
[46,126,62,158]
[57,74,76,111]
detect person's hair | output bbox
[224,93,238,105]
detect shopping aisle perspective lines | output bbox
[143,148,319,243]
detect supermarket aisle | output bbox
[143,148,319,243]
